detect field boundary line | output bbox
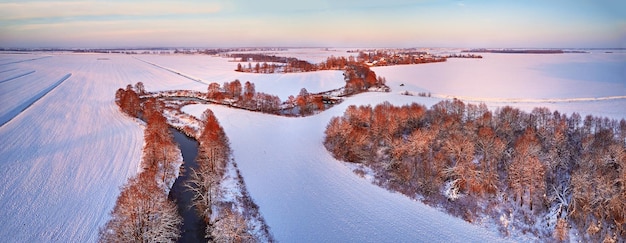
[0,56,51,66]
[0,73,72,127]
[132,56,209,85]
[0,70,36,84]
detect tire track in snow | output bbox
[0,70,36,84]
[0,73,72,127]
[0,68,18,73]
[0,56,51,66]
[132,56,209,85]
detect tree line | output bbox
[207,80,283,115]
[144,79,328,117]
[233,51,450,75]
[356,50,447,66]
[232,54,318,73]
[102,86,183,242]
[324,99,625,242]
[205,78,367,117]
[229,54,391,114]
[187,109,274,241]
[232,54,365,74]
[111,82,275,242]
[342,63,388,95]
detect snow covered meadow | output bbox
[0,49,624,242]
[0,53,206,241]
[183,97,508,242]
[374,51,626,120]
[135,54,346,100]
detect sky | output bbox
[0,0,624,48]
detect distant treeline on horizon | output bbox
[1,47,624,53]
[460,48,613,54]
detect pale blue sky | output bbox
[0,0,624,48]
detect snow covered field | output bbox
[0,53,205,242]
[374,52,625,120]
[136,54,346,100]
[184,96,509,242]
[229,47,355,63]
[0,50,623,242]
[375,52,625,98]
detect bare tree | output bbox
[99,173,182,243]
[554,218,569,242]
[509,128,546,210]
[208,82,221,100]
[210,206,255,243]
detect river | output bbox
[169,128,207,242]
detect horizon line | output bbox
[2,46,625,51]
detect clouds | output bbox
[0,1,224,47]
[0,0,623,48]
[0,1,221,21]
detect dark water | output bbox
[169,128,207,242]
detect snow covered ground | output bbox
[183,88,626,241]
[138,50,625,120]
[0,53,205,242]
[374,52,626,120]
[184,97,509,242]
[0,57,69,125]
[0,54,52,67]
[136,54,346,100]
[0,50,623,242]
[375,52,625,99]
[229,47,355,64]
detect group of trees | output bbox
[291,88,325,116]
[232,54,317,73]
[356,50,447,66]
[115,83,142,117]
[233,54,357,74]
[318,56,352,70]
[102,85,183,242]
[99,171,182,242]
[324,100,626,241]
[445,53,483,59]
[186,109,259,241]
[343,64,387,95]
[230,53,291,63]
[207,80,282,114]
[108,82,275,242]
[207,80,333,116]
[233,50,452,75]
[236,62,279,74]
[230,54,390,113]
[140,98,183,192]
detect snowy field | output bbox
[374,52,625,120]
[0,53,205,242]
[375,52,625,98]
[0,50,624,242]
[184,96,508,242]
[136,54,346,100]
[229,47,355,63]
